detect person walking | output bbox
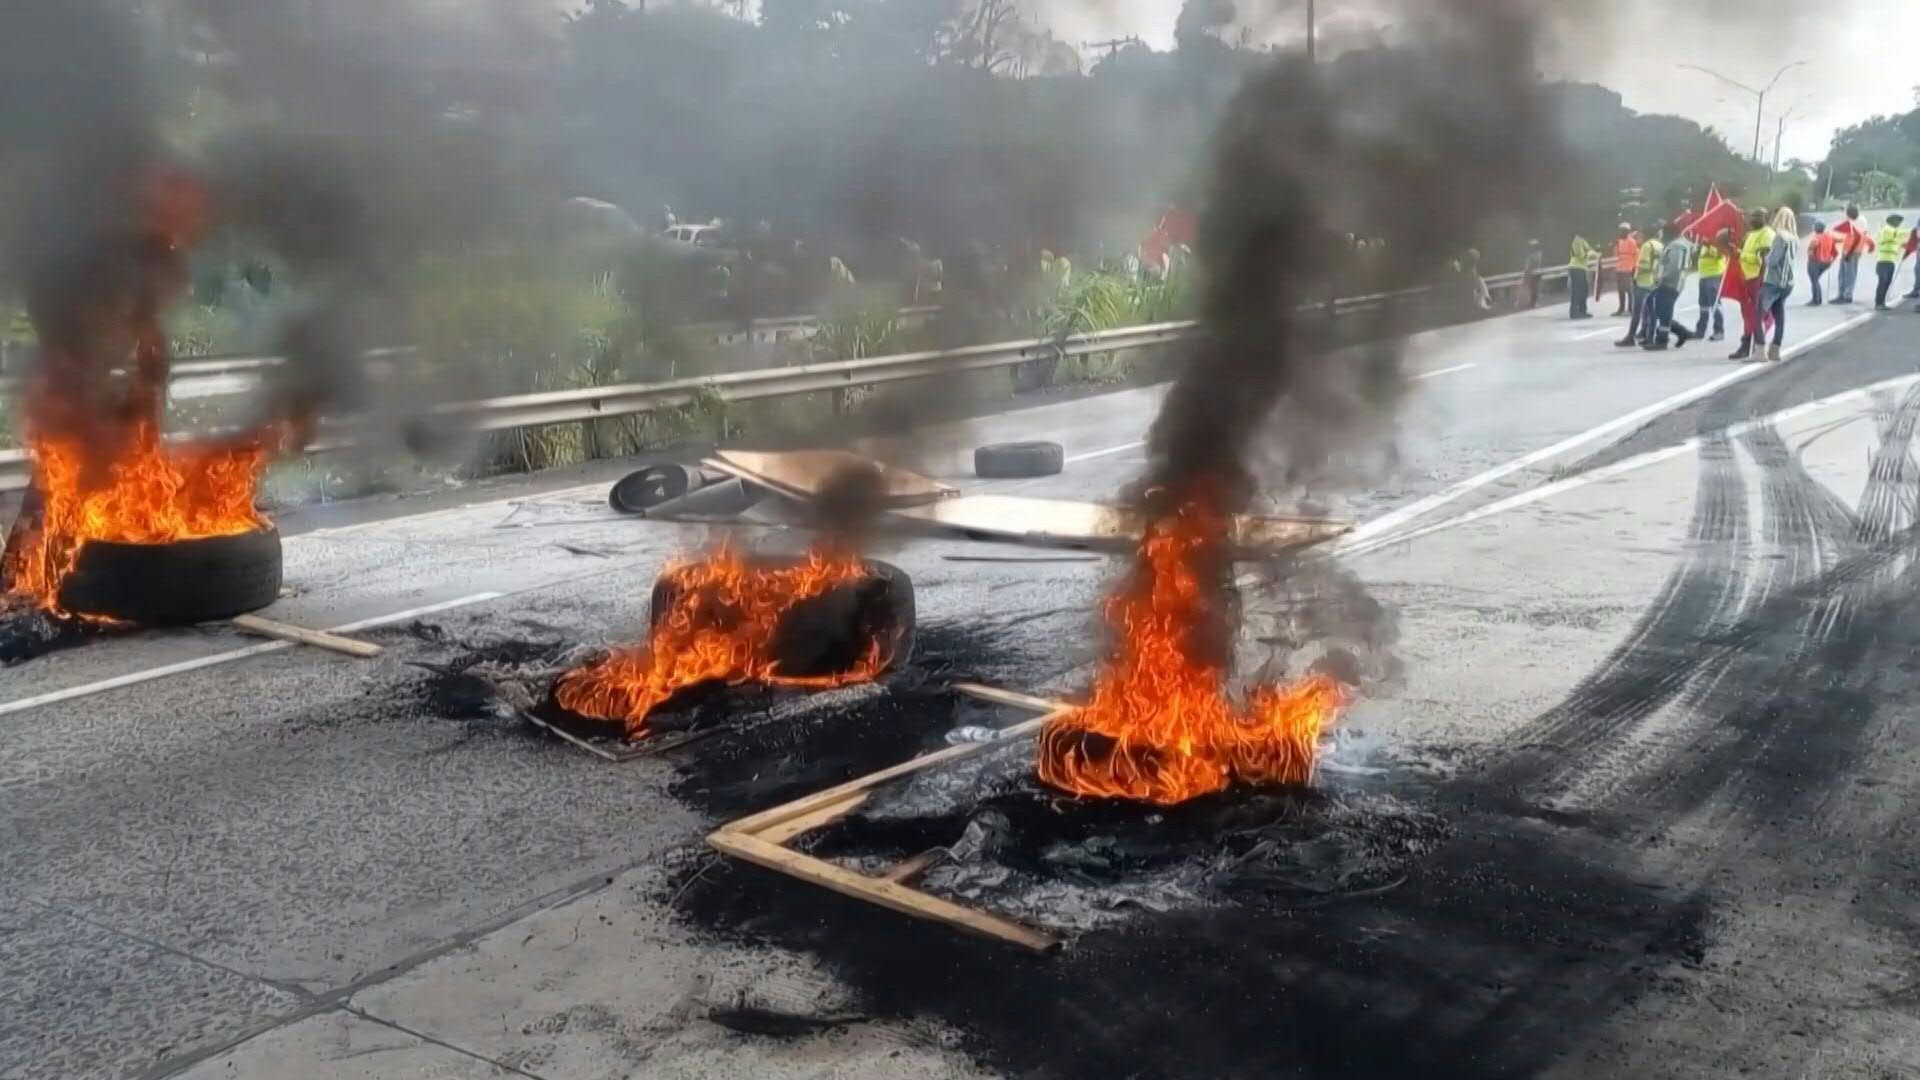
[1618,224,1662,347]
[1612,223,1639,315]
[1806,219,1837,306]
[1695,227,1729,341]
[1832,203,1869,303]
[1875,214,1906,310]
[1756,208,1799,362]
[1519,239,1544,309]
[1730,208,1775,361]
[1646,222,1695,350]
[1567,234,1595,318]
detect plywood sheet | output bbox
[889,495,1349,553]
[712,449,957,507]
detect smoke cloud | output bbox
[1132,0,1562,682]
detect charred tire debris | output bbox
[56,527,283,625]
[973,440,1065,479]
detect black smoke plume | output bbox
[1135,0,1560,681]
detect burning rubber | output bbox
[552,546,916,738]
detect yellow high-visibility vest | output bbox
[1697,245,1726,278]
[1877,225,1905,263]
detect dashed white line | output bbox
[1411,362,1476,381]
[0,592,504,718]
[1065,441,1144,464]
[1347,365,1920,558]
[1327,309,1876,553]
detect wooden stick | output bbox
[951,682,1070,715]
[722,708,1067,838]
[756,792,872,845]
[230,614,382,659]
[520,710,623,762]
[881,849,944,884]
[708,829,1057,953]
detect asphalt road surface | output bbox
[4,283,1919,1079]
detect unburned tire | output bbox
[974,440,1065,479]
[648,557,915,678]
[58,527,283,626]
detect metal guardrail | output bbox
[0,266,1590,493]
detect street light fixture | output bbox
[1678,59,1808,162]
[1771,93,1816,174]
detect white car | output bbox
[664,224,722,247]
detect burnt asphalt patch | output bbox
[1571,313,1920,475]
[645,628,1708,1079]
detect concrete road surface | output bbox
[4,292,1919,1079]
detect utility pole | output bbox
[1771,94,1815,177]
[1307,0,1317,63]
[1678,60,1808,162]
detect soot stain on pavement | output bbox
[668,776,1707,1080]
[0,608,103,665]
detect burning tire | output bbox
[974,440,1065,479]
[57,527,283,626]
[648,556,915,678]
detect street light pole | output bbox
[1307,0,1316,63]
[1678,59,1808,162]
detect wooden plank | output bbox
[230,614,382,658]
[880,849,944,884]
[755,791,871,845]
[708,829,1058,953]
[951,682,1068,715]
[723,708,1066,838]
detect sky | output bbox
[1040,0,1920,166]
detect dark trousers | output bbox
[1808,258,1829,304]
[1615,269,1632,311]
[1651,286,1687,344]
[1568,268,1589,317]
[1876,261,1897,308]
[1625,284,1650,339]
[1695,277,1724,337]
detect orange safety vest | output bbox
[1614,237,1639,270]
[1809,232,1839,263]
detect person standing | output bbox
[1618,224,1662,347]
[1730,208,1775,361]
[1567,234,1595,318]
[1806,220,1837,306]
[1831,203,1869,303]
[1905,224,1920,300]
[1646,222,1695,350]
[1875,214,1906,310]
[1519,239,1544,309]
[1612,223,1639,315]
[1756,207,1799,362]
[1695,227,1729,341]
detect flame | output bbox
[554,542,893,738]
[1038,490,1348,805]
[0,166,276,616]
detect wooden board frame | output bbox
[706,681,1070,953]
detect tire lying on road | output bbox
[57,527,284,625]
[973,440,1065,479]
[648,556,916,678]
[608,463,704,514]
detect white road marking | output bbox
[296,482,611,539]
[1324,310,1876,554]
[1411,362,1476,381]
[1346,367,1920,557]
[1065,441,1144,464]
[0,592,503,718]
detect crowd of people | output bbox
[1566,201,1920,363]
